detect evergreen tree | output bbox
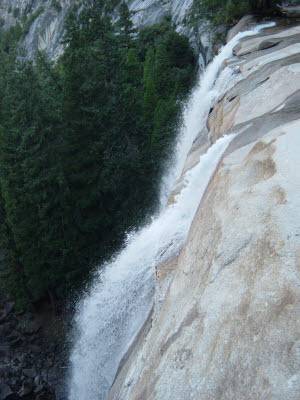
[154,43,171,97]
[0,57,63,304]
[142,48,158,133]
[116,1,137,48]
[0,2,196,307]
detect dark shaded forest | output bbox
[0,0,196,308]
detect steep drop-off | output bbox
[108,20,300,400]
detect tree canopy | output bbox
[187,0,282,28]
[0,1,195,309]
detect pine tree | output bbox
[154,43,171,97]
[116,1,137,49]
[0,2,196,307]
[142,48,158,134]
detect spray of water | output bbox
[67,22,275,400]
[159,21,275,204]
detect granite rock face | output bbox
[0,0,210,65]
[108,21,300,400]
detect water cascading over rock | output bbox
[67,21,280,400]
[108,20,300,400]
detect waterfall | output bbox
[67,22,275,400]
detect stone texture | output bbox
[226,14,255,43]
[0,0,211,64]
[280,5,300,18]
[233,25,300,56]
[24,322,41,335]
[0,290,62,400]
[0,383,14,400]
[108,21,300,400]
[23,368,36,378]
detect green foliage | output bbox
[187,0,248,28]
[0,0,195,307]
[8,7,12,14]
[0,54,64,303]
[22,6,45,36]
[116,2,136,37]
[13,8,20,19]
[51,0,62,12]
[0,4,45,52]
[21,13,28,24]
[187,0,281,28]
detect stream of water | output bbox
[67,22,275,400]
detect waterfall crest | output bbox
[67,22,275,400]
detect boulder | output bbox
[29,344,42,354]
[24,321,41,335]
[3,303,14,316]
[0,384,14,400]
[46,366,58,385]
[22,368,36,378]
[0,346,11,357]
[18,381,33,398]
[0,323,11,336]
[0,365,10,378]
[34,384,45,394]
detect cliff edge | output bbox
[108,20,300,400]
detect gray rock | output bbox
[41,369,48,379]
[226,15,255,43]
[0,323,11,336]
[44,359,53,368]
[55,385,67,399]
[32,337,43,346]
[9,337,21,347]
[46,367,58,385]
[280,5,300,18]
[24,321,41,335]
[29,344,42,354]
[47,342,56,353]
[36,391,48,400]
[34,375,42,385]
[15,353,25,363]
[107,22,300,400]
[0,383,14,400]
[18,381,33,398]
[6,379,17,389]
[34,384,45,394]
[0,346,11,357]
[3,303,14,316]
[22,368,36,378]
[0,365,10,378]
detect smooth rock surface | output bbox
[281,5,300,18]
[108,20,300,400]
[233,25,300,56]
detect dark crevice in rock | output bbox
[228,95,237,102]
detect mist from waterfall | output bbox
[67,22,275,400]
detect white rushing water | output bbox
[68,22,275,400]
